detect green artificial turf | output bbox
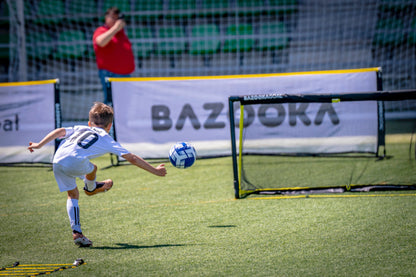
[1,152,416,276]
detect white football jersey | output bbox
[53,125,130,164]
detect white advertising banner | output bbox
[111,68,380,158]
[0,80,57,163]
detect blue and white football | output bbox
[169,142,196,169]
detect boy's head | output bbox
[89,102,113,130]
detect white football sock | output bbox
[67,199,82,233]
[84,178,96,192]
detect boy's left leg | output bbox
[67,188,92,247]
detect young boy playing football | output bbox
[28,102,167,247]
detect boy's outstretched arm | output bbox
[122,153,167,177]
[28,128,66,152]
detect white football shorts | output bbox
[53,158,95,192]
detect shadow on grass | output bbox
[92,243,188,250]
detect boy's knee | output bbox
[88,164,97,175]
[67,187,79,199]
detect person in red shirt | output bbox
[93,7,135,104]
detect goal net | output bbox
[229,90,416,198]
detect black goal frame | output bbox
[229,89,416,199]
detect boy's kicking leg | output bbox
[83,164,113,196]
[67,187,92,247]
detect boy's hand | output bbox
[28,142,41,153]
[122,153,167,177]
[27,128,65,153]
[155,164,167,177]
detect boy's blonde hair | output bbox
[89,102,114,128]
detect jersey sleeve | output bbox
[63,127,74,138]
[108,139,130,157]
